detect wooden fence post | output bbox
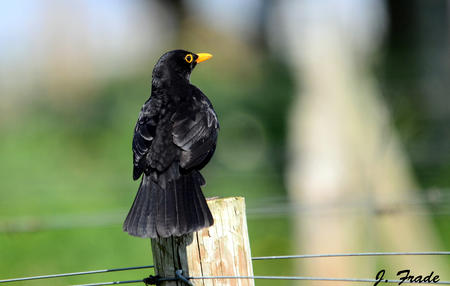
[150,197,254,286]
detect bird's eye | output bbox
[185,54,193,63]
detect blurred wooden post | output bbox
[150,197,254,286]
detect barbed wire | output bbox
[1,252,449,284]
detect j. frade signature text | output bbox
[375,269,440,285]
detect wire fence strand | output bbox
[2,190,450,233]
[2,252,450,285]
[74,275,450,286]
[189,275,450,284]
[73,279,143,286]
[252,251,450,260]
[0,265,154,284]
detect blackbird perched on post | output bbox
[123,50,218,238]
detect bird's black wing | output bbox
[172,90,219,171]
[132,97,159,180]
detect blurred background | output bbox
[0,0,449,285]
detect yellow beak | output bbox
[196,53,213,63]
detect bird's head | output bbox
[152,50,212,87]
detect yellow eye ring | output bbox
[185,54,193,63]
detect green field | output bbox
[0,72,297,285]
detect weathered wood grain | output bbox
[150,197,254,286]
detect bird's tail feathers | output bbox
[123,169,213,238]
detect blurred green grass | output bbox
[0,63,296,285]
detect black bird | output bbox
[123,50,218,238]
